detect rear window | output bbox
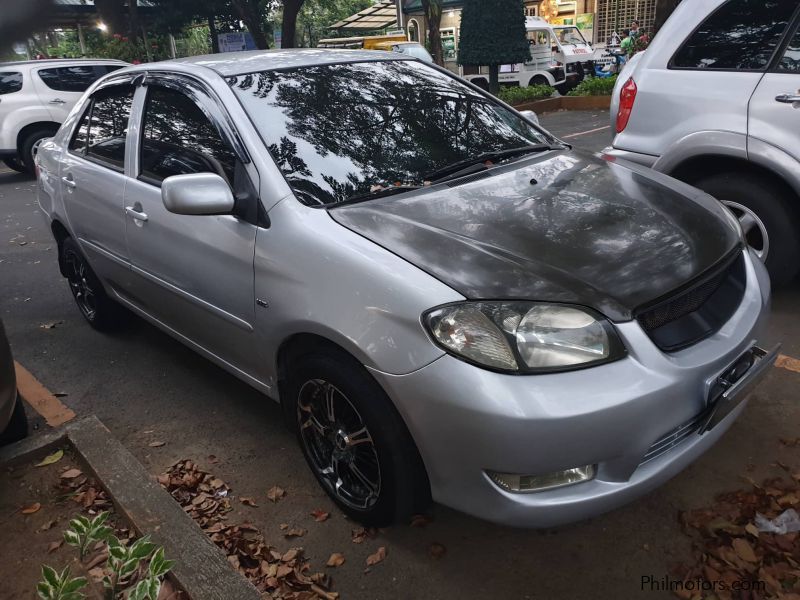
[37,65,123,92]
[0,72,22,95]
[671,0,798,70]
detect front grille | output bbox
[640,411,707,465]
[636,251,746,352]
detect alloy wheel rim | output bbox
[721,200,769,262]
[65,251,97,320]
[297,379,381,510]
[31,138,44,163]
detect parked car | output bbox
[0,318,27,445]
[37,49,776,528]
[605,0,800,285]
[373,41,434,62]
[0,59,127,174]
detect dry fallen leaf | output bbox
[21,502,42,514]
[745,522,760,538]
[35,450,64,467]
[60,468,82,479]
[239,496,259,508]
[148,441,166,448]
[207,455,220,464]
[267,486,286,503]
[88,567,105,582]
[47,540,63,553]
[39,320,63,329]
[429,543,446,559]
[311,509,330,522]
[281,548,299,562]
[366,546,386,566]
[283,527,306,538]
[732,537,758,563]
[410,514,431,528]
[326,553,345,568]
[39,519,58,532]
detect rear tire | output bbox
[2,157,26,173]
[693,172,800,286]
[61,237,126,331]
[287,351,430,526]
[20,128,55,174]
[0,396,27,445]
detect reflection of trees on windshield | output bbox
[229,61,550,205]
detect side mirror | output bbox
[161,173,235,216]
[519,109,540,126]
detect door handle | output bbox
[61,175,76,189]
[49,98,66,105]
[775,93,800,104]
[125,206,148,222]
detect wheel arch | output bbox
[51,219,71,277]
[16,121,61,153]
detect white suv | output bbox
[605,0,800,285]
[0,59,127,173]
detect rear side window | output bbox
[69,84,134,170]
[0,72,22,95]
[671,0,798,70]
[38,65,122,92]
[777,27,800,72]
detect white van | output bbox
[463,17,597,91]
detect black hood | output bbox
[329,149,741,321]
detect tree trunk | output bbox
[281,0,305,49]
[489,65,499,95]
[208,15,219,53]
[231,0,270,49]
[654,0,682,34]
[422,0,443,66]
[128,0,140,41]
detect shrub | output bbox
[497,84,554,105]
[567,75,618,97]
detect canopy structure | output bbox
[330,1,399,32]
[49,0,157,28]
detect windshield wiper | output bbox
[337,184,422,207]
[425,144,560,184]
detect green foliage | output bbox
[36,566,87,600]
[297,0,373,47]
[104,534,157,597]
[497,84,554,105]
[566,75,618,97]
[64,512,112,560]
[458,0,529,66]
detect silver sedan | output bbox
[36,49,775,527]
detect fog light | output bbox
[487,465,596,493]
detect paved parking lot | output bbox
[2,110,799,599]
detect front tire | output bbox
[0,396,27,445]
[61,237,125,331]
[287,352,430,526]
[20,128,55,174]
[2,157,26,173]
[693,172,800,286]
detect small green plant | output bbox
[497,84,554,105]
[567,75,618,97]
[39,511,173,599]
[37,566,87,600]
[64,512,113,559]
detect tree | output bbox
[281,0,306,48]
[421,0,442,65]
[457,0,529,94]
[231,0,271,49]
[296,0,372,48]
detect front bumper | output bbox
[602,146,658,168]
[371,250,772,527]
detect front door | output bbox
[748,21,800,164]
[123,83,259,377]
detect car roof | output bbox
[0,58,128,69]
[165,48,407,77]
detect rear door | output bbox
[60,79,135,291]
[748,15,800,162]
[123,79,260,376]
[34,64,123,122]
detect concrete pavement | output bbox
[2,111,799,599]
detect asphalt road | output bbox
[2,110,799,600]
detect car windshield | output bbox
[396,44,433,61]
[555,27,587,45]
[228,60,553,206]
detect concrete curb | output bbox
[0,416,260,600]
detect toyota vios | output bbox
[36,50,776,527]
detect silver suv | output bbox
[0,59,127,173]
[606,0,800,285]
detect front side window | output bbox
[671,0,797,70]
[139,86,236,184]
[229,61,551,206]
[38,65,122,92]
[0,72,22,95]
[777,26,800,72]
[69,84,134,169]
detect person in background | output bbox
[630,20,641,39]
[620,29,634,56]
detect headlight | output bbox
[424,302,625,373]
